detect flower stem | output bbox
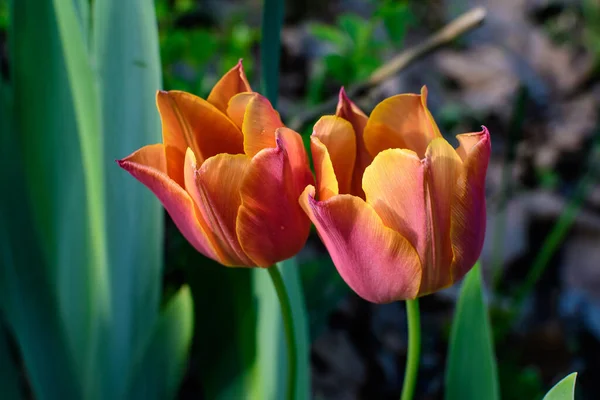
[400,299,421,400]
[268,266,297,400]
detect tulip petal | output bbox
[242,94,284,158]
[336,88,371,197]
[237,128,313,267]
[421,138,462,294]
[226,92,254,129]
[451,127,491,279]
[207,60,252,113]
[362,148,427,259]
[312,115,356,195]
[456,128,486,161]
[311,136,338,201]
[156,90,244,185]
[117,144,220,262]
[299,186,422,303]
[363,86,441,159]
[188,150,254,266]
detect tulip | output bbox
[299,87,490,303]
[118,61,313,267]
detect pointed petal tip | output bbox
[234,59,246,73]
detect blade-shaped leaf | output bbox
[251,259,310,400]
[543,373,577,400]
[183,253,309,399]
[93,0,163,396]
[445,263,499,400]
[0,320,23,400]
[126,286,194,400]
[9,0,106,396]
[1,41,80,398]
[184,254,257,399]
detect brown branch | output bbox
[288,7,487,131]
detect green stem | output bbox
[268,266,297,400]
[400,299,420,400]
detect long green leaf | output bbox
[0,320,22,400]
[184,255,309,399]
[10,0,105,396]
[445,263,499,400]
[0,87,25,400]
[251,259,310,400]
[183,256,256,399]
[543,373,577,400]
[93,0,163,396]
[127,286,194,400]
[51,2,114,396]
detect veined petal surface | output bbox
[312,115,356,195]
[117,144,220,262]
[187,150,254,266]
[207,60,252,113]
[362,148,427,258]
[156,91,243,184]
[451,128,490,280]
[363,86,441,159]
[237,128,313,267]
[336,88,371,197]
[299,186,422,303]
[311,136,339,201]
[420,138,462,294]
[241,94,284,158]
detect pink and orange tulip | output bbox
[299,87,490,303]
[118,62,313,267]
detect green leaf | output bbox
[543,373,577,400]
[185,254,310,400]
[10,0,106,396]
[445,263,499,400]
[184,258,257,399]
[0,320,23,400]
[93,0,164,396]
[126,286,194,400]
[251,259,310,400]
[300,257,349,338]
[323,53,354,85]
[308,23,349,50]
[338,13,366,45]
[1,35,79,400]
[377,2,412,45]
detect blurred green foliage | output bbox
[0,0,7,30]
[156,0,259,94]
[306,0,413,104]
[583,0,600,66]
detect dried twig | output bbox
[288,7,487,131]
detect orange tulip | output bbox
[299,87,490,303]
[118,62,313,267]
